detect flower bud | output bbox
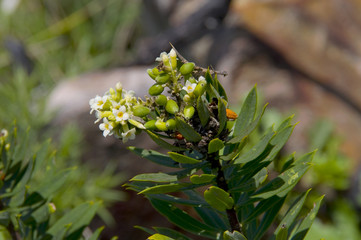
[183,105,195,120]
[155,120,168,131]
[193,79,207,97]
[149,84,164,96]
[155,94,167,106]
[165,99,179,114]
[128,119,146,129]
[162,53,171,71]
[115,82,122,91]
[166,119,176,130]
[133,105,150,117]
[156,73,170,84]
[147,69,157,80]
[183,94,192,103]
[180,62,195,75]
[169,49,177,69]
[188,77,197,84]
[144,120,157,130]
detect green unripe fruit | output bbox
[132,105,150,117]
[149,84,164,96]
[193,79,207,97]
[147,69,156,80]
[165,99,179,114]
[184,105,195,119]
[155,94,168,106]
[156,73,170,84]
[144,120,157,130]
[188,77,197,84]
[166,119,176,130]
[180,62,195,75]
[155,120,168,131]
[152,67,160,75]
[183,94,192,103]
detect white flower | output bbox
[89,95,109,113]
[121,127,136,143]
[99,118,113,137]
[198,76,205,82]
[123,90,135,102]
[113,106,129,123]
[155,52,167,62]
[182,80,197,94]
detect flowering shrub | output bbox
[90,47,323,240]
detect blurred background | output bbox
[1,0,361,239]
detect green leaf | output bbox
[252,151,315,199]
[168,152,201,164]
[276,226,288,240]
[89,227,105,240]
[190,174,216,184]
[290,195,324,240]
[148,233,174,240]
[217,98,227,136]
[204,186,234,212]
[128,147,179,168]
[208,138,225,153]
[149,194,210,207]
[243,196,285,223]
[185,190,229,230]
[273,189,311,239]
[229,104,268,144]
[134,225,156,235]
[175,118,202,142]
[234,129,275,164]
[223,230,248,240]
[253,197,285,240]
[230,168,268,193]
[197,96,210,127]
[154,227,191,240]
[214,74,228,101]
[234,86,257,136]
[146,130,185,151]
[149,198,219,238]
[47,201,100,238]
[205,70,216,87]
[130,173,178,183]
[139,183,190,195]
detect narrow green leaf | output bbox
[273,189,311,239]
[223,230,248,240]
[168,152,201,164]
[47,201,100,237]
[148,233,174,240]
[205,69,216,87]
[217,98,227,136]
[229,103,268,144]
[149,194,210,207]
[131,173,178,183]
[234,129,275,164]
[146,130,185,151]
[185,190,229,230]
[154,227,191,240]
[214,74,228,101]
[208,138,224,153]
[230,168,268,193]
[149,198,219,238]
[254,197,286,240]
[134,225,156,235]
[197,96,210,127]
[190,174,216,184]
[290,195,324,240]
[139,183,189,195]
[175,118,202,142]
[243,196,285,223]
[204,186,234,211]
[128,147,179,168]
[234,86,257,136]
[89,227,104,240]
[252,151,315,199]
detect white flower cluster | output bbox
[89,83,138,142]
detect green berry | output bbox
[144,120,157,130]
[147,69,156,80]
[165,99,179,114]
[166,119,176,130]
[149,84,164,96]
[156,73,170,84]
[180,62,195,75]
[155,94,168,106]
[193,79,207,97]
[132,105,150,117]
[184,105,195,120]
[155,120,168,131]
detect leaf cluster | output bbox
[124,74,323,240]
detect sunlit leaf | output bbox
[131,173,178,183]
[168,152,201,164]
[208,138,224,154]
[175,118,202,142]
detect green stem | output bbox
[209,153,241,232]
